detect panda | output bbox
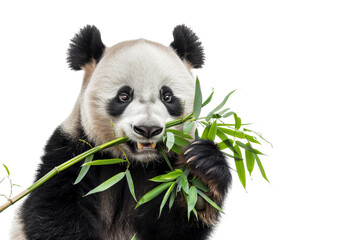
[11,25,232,240]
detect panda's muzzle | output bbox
[132,125,163,152]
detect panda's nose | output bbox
[133,125,163,138]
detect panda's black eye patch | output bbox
[160,86,182,116]
[107,85,133,117]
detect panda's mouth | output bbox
[126,140,161,156]
[136,142,157,150]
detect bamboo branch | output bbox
[0,115,193,213]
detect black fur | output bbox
[67,25,106,70]
[160,86,183,116]
[170,25,205,69]
[107,86,134,117]
[20,127,232,239]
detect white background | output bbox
[0,1,359,239]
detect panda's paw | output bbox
[183,140,231,197]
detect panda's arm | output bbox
[20,127,102,240]
[180,139,232,225]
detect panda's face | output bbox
[81,40,194,162]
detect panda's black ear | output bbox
[170,25,205,69]
[67,25,106,71]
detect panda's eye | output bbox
[119,93,131,102]
[163,93,172,102]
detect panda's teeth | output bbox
[137,142,157,150]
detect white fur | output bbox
[10,211,27,240]
[80,39,195,161]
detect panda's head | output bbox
[64,25,204,162]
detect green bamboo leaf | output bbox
[176,177,183,193]
[181,174,189,194]
[150,169,183,182]
[255,154,270,182]
[187,186,198,220]
[216,108,230,116]
[193,77,202,120]
[217,141,227,150]
[223,152,241,160]
[197,189,224,214]
[159,181,176,218]
[216,129,239,155]
[245,134,261,144]
[168,187,176,210]
[170,144,183,154]
[243,128,273,147]
[234,113,241,130]
[192,208,199,221]
[159,146,173,171]
[74,154,94,185]
[174,136,191,147]
[3,164,10,176]
[126,170,137,202]
[184,168,190,177]
[208,121,217,141]
[136,182,173,208]
[131,233,137,240]
[224,140,239,155]
[217,139,234,150]
[82,159,127,166]
[166,129,192,139]
[201,126,210,140]
[222,111,235,118]
[201,90,214,107]
[183,121,195,134]
[205,114,212,122]
[244,144,255,176]
[211,114,222,119]
[191,178,209,192]
[194,129,200,140]
[236,141,263,155]
[205,89,236,121]
[200,121,210,127]
[217,123,235,126]
[84,171,126,196]
[217,127,245,139]
[166,132,175,151]
[216,127,229,141]
[234,145,246,189]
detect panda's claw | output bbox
[195,162,203,169]
[206,168,215,175]
[184,147,194,156]
[187,155,197,163]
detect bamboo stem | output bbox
[0,114,192,213]
[0,189,29,213]
[0,136,128,213]
[165,114,194,128]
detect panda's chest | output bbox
[95,165,159,240]
[97,166,136,240]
